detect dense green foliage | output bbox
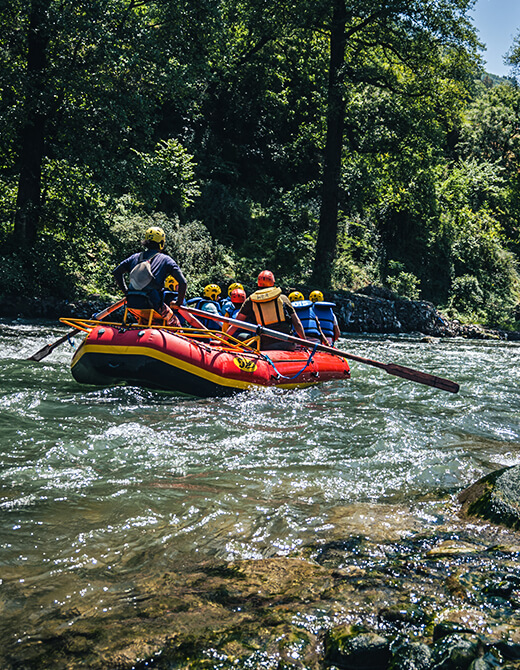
[0,0,519,328]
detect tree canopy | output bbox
[0,0,519,328]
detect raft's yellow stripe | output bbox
[72,343,314,391]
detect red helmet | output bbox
[230,288,246,305]
[257,270,275,287]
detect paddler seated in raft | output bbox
[227,270,307,350]
[186,284,224,330]
[309,290,341,346]
[113,226,187,326]
[219,282,245,317]
[288,290,327,344]
[163,274,189,327]
[222,286,249,338]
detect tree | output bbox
[3,0,211,246]
[12,0,51,243]
[310,0,479,287]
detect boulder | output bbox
[388,641,432,670]
[458,465,520,530]
[323,628,391,669]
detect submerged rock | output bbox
[388,641,432,670]
[431,633,484,669]
[323,629,391,669]
[458,465,520,530]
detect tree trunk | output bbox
[13,0,50,245]
[311,0,347,288]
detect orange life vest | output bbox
[249,287,287,327]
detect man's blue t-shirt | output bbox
[114,251,186,310]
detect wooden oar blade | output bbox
[28,333,72,361]
[385,363,460,394]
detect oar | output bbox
[178,305,460,394]
[27,297,126,362]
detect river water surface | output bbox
[1,320,519,665]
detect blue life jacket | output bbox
[187,297,222,330]
[292,300,321,339]
[312,302,336,338]
[225,305,242,320]
[222,304,251,338]
[219,297,233,315]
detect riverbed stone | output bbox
[433,621,477,642]
[426,540,480,558]
[469,654,501,670]
[323,629,391,669]
[431,633,484,669]
[388,641,432,670]
[5,524,520,669]
[458,466,520,530]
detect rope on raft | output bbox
[260,343,319,380]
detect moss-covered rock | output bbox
[323,628,391,669]
[458,466,520,530]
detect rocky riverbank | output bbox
[1,285,519,340]
[4,467,520,669]
[330,285,520,341]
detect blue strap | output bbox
[67,333,76,350]
[261,343,318,380]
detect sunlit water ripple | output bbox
[1,319,519,601]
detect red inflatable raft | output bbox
[65,319,350,397]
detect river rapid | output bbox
[1,319,519,667]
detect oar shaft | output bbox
[178,305,460,393]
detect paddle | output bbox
[178,305,460,394]
[27,297,126,362]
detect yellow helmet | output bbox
[228,282,244,296]
[288,291,304,302]
[309,290,324,303]
[164,275,178,292]
[203,284,221,301]
[144,226,165,250]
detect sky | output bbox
[470,0,520,76]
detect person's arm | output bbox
[315,317,327,344]
[175,279,187,307]
[291,312,307,340]
[281,295,306,340]
[113,259,131,295]
[333,315,341,344]
[164,261,187,308]
[227,300,251,337]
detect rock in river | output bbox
[458,465,520,530]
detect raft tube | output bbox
[71,325,350,397]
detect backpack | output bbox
[128,252,159,291]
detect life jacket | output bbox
[187,297,222,330]
[222,304,247,334]
[312,301,336,338]
[226,305,242,320]
[249,287,288,328]
[291,300,321,339]
[219,297,233,315]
